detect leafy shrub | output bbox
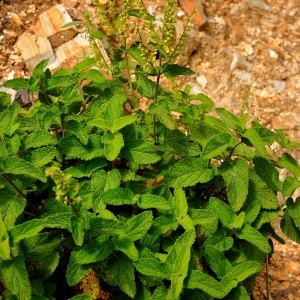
[0,0,300,299]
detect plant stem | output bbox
[2,174,28,201]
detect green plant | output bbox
[1,1,300,299]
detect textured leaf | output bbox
[64,158,107,178]
[248,173,278,209]
[220,158,249,212]
[106,254,136,298]
[123,141,161,164]
[204,246,232,278]
[0,213,10,260]
[112,238,139,261]
[202,133,236,159]
[242,128,268,157]
[66,254,90,286]
[89,218,124,237]
[59,135,104,160]
[228,286,250,300]
[1,157,46,182]
[3,78,30,89]
[24,130,57,150]
[70,215,85,246]
[278,153,300,180]
[134,257,168,279]
[38,251,60,280]
[102,132,124,161]
[112,115,137,133]
[208,197,236,228]
[236,224,271,253]
[136,73,157,98]
[0,102,21,136]
[122,211,153,241]
[72,236,114,265]
[189,208,218,226]
[166,157,214,188]
[103,187,138,205]
[281,209,300,243]
[1,256,31,300]
[138,194,172,212]
[225,261,262,282]
[254,157,283,192]
[186,270,227,299]
[65,120,89,145]
[285,197,300,227]
[0,190,26,230]
[165,230,196,299]
[254,209,280,229]
[216,107,243,131]
[29,146,58,168]
[162,64,194,78]
[10,212,72,243]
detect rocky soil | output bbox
[0,0,300,299]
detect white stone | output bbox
[196,75,208,88]
[269,49,279,59]
[233,70,252,81]
[273,80,286,92]
[177,10,185,18]
[247,0,271,11]
[189,84,203,95]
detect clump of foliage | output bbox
[1,0,300,299]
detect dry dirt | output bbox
[0,0,300,299]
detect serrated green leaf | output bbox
[59,135,104,160]
[248,173,278,209]
[203,246,232,278]
[166,157,214,188]
[22,232,61,261]
[102,132,124,161]
[254,209,280,229]
[285,197,300,227]
[208,197,236,228]
[278,153,300,180]
[66,254,90,286]
[134,257,168,279]
[10,212,72,243]
[72,236,114,265]
[112,238,139,261]
[282,176,300,197]
[123,141,161,164]
[162,64,194,78]
[29,146,58,167]
[165,230,196,299]
[0,102,21,136]
[242,128,268,157]
[216,107,243,131]
[281,208,300,243]
[38,251,60,280]
[220,158,249,212]
[65,120,89,145]
[112,115,137,133]
[186,270,227,299]
[225,261,262,282]
[1,256,31,300]
[138,194,172,212]
[254,157,283,192]
[64,158,107,178]
[1,157,46,182]
[228,286,251,300]
[90,216,126,236]
[103,187,138,205]
[69,295,93,300]
[0,190,26,230]
[122,211,153,241]
[202,133,237,159]
[189,208,218,226]
[236,224,271,253]
[3,78,30,89]
[24,130,57,149]
[106,254,136,298]
[136,73,157,98]
[0,213,10,260]
[71,215,85,246]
